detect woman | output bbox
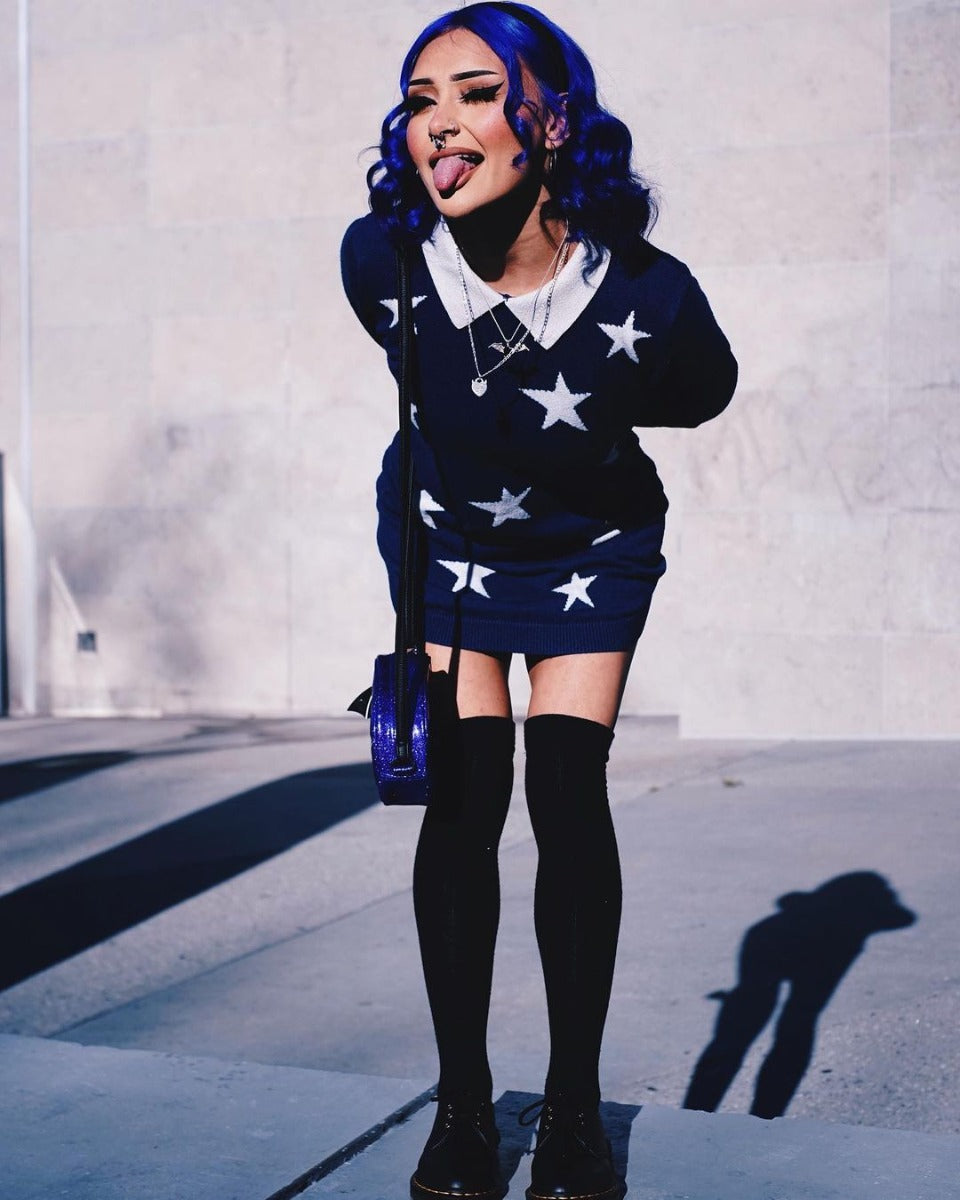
[340,5,737,1198]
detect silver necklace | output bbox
[480,234,568,355]
[455,233,570,397]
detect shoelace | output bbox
[518,1098,546,1128]
[434,1097,497,1146]
[517,1098,608,1160]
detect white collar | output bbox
[421,219,610,350]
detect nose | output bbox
[428,100,459,141]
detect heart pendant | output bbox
[471,377,488,397]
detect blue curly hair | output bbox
[366,1,658,271]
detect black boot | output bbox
[410,1094,505,1200]
[522,1098,624,1200]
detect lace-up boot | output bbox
[410,1094,505,1200]
[521,1098,624,1200]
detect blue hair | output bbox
[366,1,658,271]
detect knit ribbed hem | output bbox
[423,604,652,655]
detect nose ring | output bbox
[430,132,447,151]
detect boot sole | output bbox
[525,1182,626,1200]
[410,1174,507,1199]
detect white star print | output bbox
[597,310,651,363]
[591,528,621,545]
[520,372,591,431]
[469,486,532,527]
[380,295,426,328]
[437,559,495,598]
[553,571,597,611]
[419,490,444,529]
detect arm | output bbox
[340,215,389,346]
[636,276,738,428]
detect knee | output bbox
[524,713,614,781]
[523,714,615,827]
[460,714,516,781]
[427,714,516,826]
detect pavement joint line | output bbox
[40,833,520,1040]
[26,733,862,1047]
[43,741,790,1041]
[42,776,705,1042]
[261,1082,437,1200]
[48,881,428,1040]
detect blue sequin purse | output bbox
[349,248,434,805]
[368,646,431,804]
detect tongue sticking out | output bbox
[433,155,476,193]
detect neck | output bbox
[447,180,567,295]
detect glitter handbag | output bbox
[349,248,434,805]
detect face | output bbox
[405,29,555,219]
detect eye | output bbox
[461,83,503,104]
[404,94,433,114]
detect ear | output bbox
[544,92,569,150]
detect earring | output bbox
[546,148,558,177]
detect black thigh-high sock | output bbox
[413,715,516,1100]
[524,714,620,1108]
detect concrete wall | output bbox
[0,1,31,716]
[0,0,957,734]
[632,0,960,737]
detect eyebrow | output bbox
[407,69,502,86]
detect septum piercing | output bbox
[430,132,447,150]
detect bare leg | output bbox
[526,648,635,728]
[426,642,513,718]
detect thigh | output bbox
[525,647,636,729]
[426,643,513,718]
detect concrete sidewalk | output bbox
[1,715,959,1198]
[3,1033,959,1200]
[1,1032,431,1200]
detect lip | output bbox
[428,145,484,169]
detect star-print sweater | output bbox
[340,214,737,553]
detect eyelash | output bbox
[405,84,502,114]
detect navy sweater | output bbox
[341,214,736,554]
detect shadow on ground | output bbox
[0,751,138,806]
[683,870,917,1118]
[0,761,377,991]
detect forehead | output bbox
[410,28,507,79]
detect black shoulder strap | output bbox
[392,246,423,763]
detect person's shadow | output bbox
[682,871,916,1119]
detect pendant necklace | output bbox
[454,226,570,397]
[480,234,567,355]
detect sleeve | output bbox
[340,216,389,347]
[635,275,738,428]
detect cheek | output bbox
[475,114,519,166]
[493,107,520,140]
[406,116,435,162]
